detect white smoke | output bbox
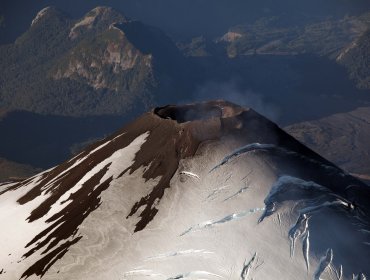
[190,80,281,121]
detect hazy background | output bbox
[2,0,370,44]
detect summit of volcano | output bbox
[0,100,369,279]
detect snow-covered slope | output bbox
[0,101,369,279]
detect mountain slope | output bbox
[0,101,369,279]
[337,30,370,90]
[0,6,186,116]
[285,106,370,182]
[214,14,370,58]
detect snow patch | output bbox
[167,271,224,279]
[180,207,264,236]
[146,249,214,261]
[180,171,200,180]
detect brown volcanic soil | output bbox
[2,100,369,278]
[285,107,370,182]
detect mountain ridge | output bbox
[0,6,186,117]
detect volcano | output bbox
[0,100,369,280]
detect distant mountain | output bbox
[0,6,187,116]
[210,14,370,59]
[178,13,370,93]
[177,36,223,57]
[337,30,370,90]
[286,107,370,183]
[2,0,370,45]
[2,6,369,120]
